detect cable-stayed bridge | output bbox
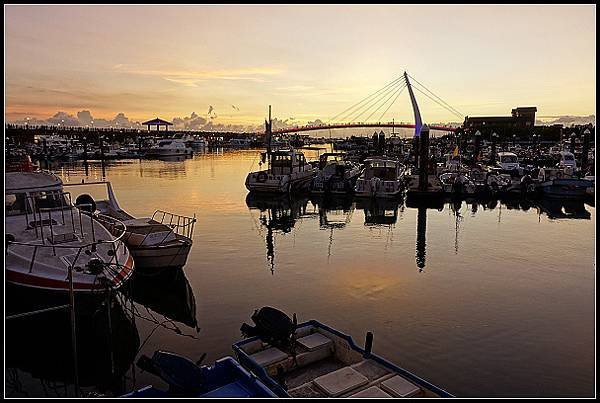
[268,72,463,136]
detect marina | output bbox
[3,151,595,397]
[4,4,596,399]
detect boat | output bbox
[63,180,196,272]
[535,167,594,199]
[230,138,252,147]
[122,351,277,398]
[245,149,317,193]
[310,152,362,194]
[5,171,134,293]
[495,151,521,174]
[146,138,193,157]
[180,134,207,149]
[354,157,405,198]
[233,307,454,398]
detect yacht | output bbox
[147,138,193,157]
[5,171,134,293]
[245,149,317,193]
[310,152,362,194]
[354,157,405,198]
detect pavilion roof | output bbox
[142,117,173,126]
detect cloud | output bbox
[11,110,141,128]
[536,115,595,126]
[113,64,284,86]
[172,112,208,130]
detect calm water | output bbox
[5,148,596,397]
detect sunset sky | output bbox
[4,5,596,129]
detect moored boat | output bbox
[233,307,454,398]
[64,181,196,272]
[5,171,134,293]
[122,351,277,398]
[310,152,362,194]
[354,157,405,198]
[246,149,317,193]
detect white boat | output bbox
[147,138,193,157]
[63,181,196,272]
[181,134,207,149]
[354,157,405,198]
[5,171,134,293]
[310,152,362,194]
[246,149,317,193]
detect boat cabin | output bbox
[363,158,401,181]
[267,150,308,175]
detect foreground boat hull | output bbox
[233,320,453,398]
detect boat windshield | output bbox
[158,141,172,146]
[563,154,574,161]
[500,155,518,163]
[367,166,398,181]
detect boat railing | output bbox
[151,209,197,240]
[10,192,128,277]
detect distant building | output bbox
[464,106,537,130]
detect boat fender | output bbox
[75,194,96,213]
[257,172,268,183]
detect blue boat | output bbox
[122,351,277,398]
[539,178,594,199]
[233,307,454,398]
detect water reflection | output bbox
[124,268,199,330]
[5,286,139,397]
[355,197,403,226]
[310,195,355,260]
[536,199,592,220]
[246,192,312,273]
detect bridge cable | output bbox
[407,73,464,118]
[377,84,407,122]
[412,85,464,121]
[336,76,406,123]
[348,79,407,123]
[364,82,407,122]
[327,74,406,123]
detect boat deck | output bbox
[238,325,440,398]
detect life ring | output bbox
[256,172,268,183]
[75,194,96,212]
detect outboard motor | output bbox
[240,306,297,348]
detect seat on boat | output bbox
[348,386,392,398]
[313,366,369,397]
[380,375,422,397]
[249,347,288,367]
[296,333,333,352]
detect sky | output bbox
[4,4,596,130]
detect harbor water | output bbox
[5,148,595,397]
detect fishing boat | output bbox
[354,157,405,198]
[233,307,454,398]
[245,149,317,193]
[5,171,134,293]
[64,181,196,272]
[310,152,362,194]
[122,351,277,398]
